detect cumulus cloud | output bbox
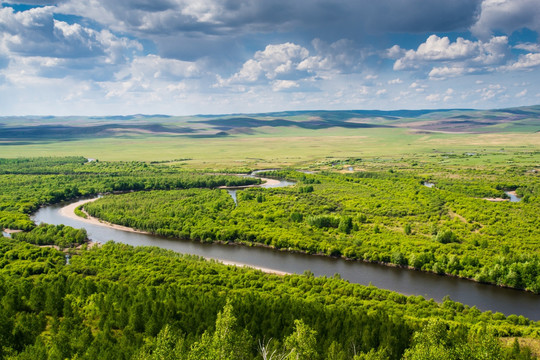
[95,54,205,102]
[388,78,403,84]
[514,43,540,53]
[471,0,540,39]
[222,43,309,85]
[272,80,299,92]
[502,53,540,71]
[428,66,470,79]
[390,34,509,79]
[218,39,363,90]
[47,0,483,61]
[476,83,505,100]
[1,0,539,114]
[0,6,141,77]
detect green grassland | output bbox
[1,106,539,167]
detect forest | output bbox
[83,162,540,292]
[0,238,537,359]
[1,156,539,359]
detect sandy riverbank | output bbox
[218,177,281,189]
[59,197,290,276]
[217,260,290,276]
[59,198,153,235]
[3,228,23,234]
[484,191,519,202]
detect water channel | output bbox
[31,174,539,320]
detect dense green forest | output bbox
[83,162,540,292]
[1,156,540,358]
[0,157,258,230]
[0,237,536,359]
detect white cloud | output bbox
[115,55,201,81]
[476,83,506,100]
[514,43,540,53]
[0,7,141,61]
[101,54,202,100]
[376,89,387,95]
[515,89,527,98]
[391,34,510,79]
[386,44,404,58]
[219,39,362,91]
[388,78,403,84]
[392,35,508,71]
[223,43,309,85]
[502,53,540,71]
[471,0,540,39]
[272,80,299,91]
[425,93,440,102]
[429,66,470,79]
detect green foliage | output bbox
[299,185,314,193]
[306,215,339,229]
[82,166,540,291]
[404,224,411,235]
[0,236,537,359]
[13,224,87,248]
[403,319,534,360]
[0,157,258,230]
[435,229,458,244]
[284,320,318,360]
[189,300,252,360]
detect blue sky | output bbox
[0,0,539,115]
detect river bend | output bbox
[31,174,540,320]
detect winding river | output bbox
[31,174,540,320]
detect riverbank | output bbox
[2,229,23,238]
[60,198,154,235]
[62,198,291,276]
[34,196,540,319]
[219,177,281,189]
[66,197,534,296]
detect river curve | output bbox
[31,174,540,320]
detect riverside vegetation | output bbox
[84,161,540,292]
[0,155,539,359]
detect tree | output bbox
[189,300,251,360]
[284,320,318,360]
[338,216,353,234]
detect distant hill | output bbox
[1,105,539,142]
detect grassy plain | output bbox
[1,125,539,168]
[1,106,539,167]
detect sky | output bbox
[0,0,540,116]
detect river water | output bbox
[505,191,521,202]
[31,175,540,320]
